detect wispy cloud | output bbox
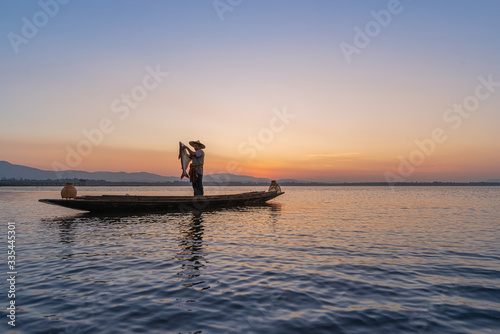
[307,153,361,158]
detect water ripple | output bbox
[2,186,500,333]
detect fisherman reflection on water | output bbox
[182,140,205,196]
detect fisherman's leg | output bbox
[197,174,204,196]
[193,174,203,196]
[192,181,197,196]
[192,176,199,196]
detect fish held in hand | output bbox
[179,141,190,179]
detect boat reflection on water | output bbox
[41,202,282,269]
[46,201,281,221]
[267,202,282,220]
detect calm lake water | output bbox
[1,186,499,334]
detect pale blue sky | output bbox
[1,0,499,181]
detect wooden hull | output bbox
[39,191,284,213]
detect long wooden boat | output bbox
[39,190,284,213]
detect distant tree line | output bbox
[1,178,499,187]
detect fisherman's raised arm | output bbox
[184,146,195,156]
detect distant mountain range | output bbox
[0,161,179,183]
[0,161,305,184]
[1,161,499,186]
